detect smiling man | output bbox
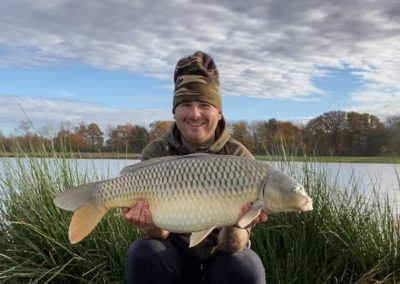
[173,101,222,151]
[124,51,267,284]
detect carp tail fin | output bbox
[54,182,107,244]
[54,183,98,211]
[68,201,107,244]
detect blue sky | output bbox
[1,0,399,135]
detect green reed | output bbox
[0,146,399,283]
[252,155,400,283]
[0,146,140,283]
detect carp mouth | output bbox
[299,197,313,212]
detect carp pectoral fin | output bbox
[189,227,216,248]
[237,206,262,228]
[68,201,107,244]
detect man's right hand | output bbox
[122,201,169,240]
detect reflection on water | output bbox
[272,161,400,213]
[325,163,400,212]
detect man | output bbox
[124,51,267,284]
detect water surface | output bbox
[1,158,399,211]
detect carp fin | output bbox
[237,205,262,228]
[54,183,97,211]
[54,183,107,243]
[68,201,107,244]
[189,227,216,248]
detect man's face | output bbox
[174,101,222,147]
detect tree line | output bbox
[1,111,399,156]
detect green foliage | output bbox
[304,111,388,156]
[0,147,399,283]
[0,151,140,283]
[252,156,400,283]
[105,124,149,154]
[3,111,400,156]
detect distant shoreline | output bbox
[0,152,399,164]
[256,155,400,164]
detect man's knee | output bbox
[126,238,202,284]
[204,249,266,284]
[127,238,160,259]
[126,238,173,283]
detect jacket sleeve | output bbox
[141,139,169,161]
[141,139,163,161]
[224,138,254,159]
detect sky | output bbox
[1,0,399,136]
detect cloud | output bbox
[0,95,172,135]
[349,87,400,118]
[0,0,399,113]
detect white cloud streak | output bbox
[0,95,172,135]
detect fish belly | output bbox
[150,196,252,232]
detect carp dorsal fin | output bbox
[237,203,263,228]
[189,227,216,247]
[120,156,179,175]
[119,153,214,175]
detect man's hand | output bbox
[122,201,169,240]
[218,203,268,252]
[238,203,268,228]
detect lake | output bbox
[315,162,400,212]
[1,158,399,212]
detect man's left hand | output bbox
[238,203,268,228]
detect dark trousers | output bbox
[126,237,266,284]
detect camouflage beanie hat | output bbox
[173,50,221,113]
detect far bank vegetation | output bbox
[1,111,399,157]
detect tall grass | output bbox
[0,147,141,283]
[0,146,399,283]
[253,155,400,283]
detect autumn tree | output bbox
[230,121,255,153]
[107,124,149,153]
[12,120,33,151]
[75,123,104,152]
[129,125,149,153]
[84,123,104,151]
[75,123,89,150]
[252,119,278,155]
[1,111,398,157]
[0,131,11,152]
[252,119,303,155]
[345,112,387,156]
[247,122,261,155]
[107,124,134,153]
[304,111,387,156]
[304,111,348,155]
[148,121,172,141]
[7,120,51,152]
[278,122,305,153]
[54,129,86,151]
[385,116,400,154]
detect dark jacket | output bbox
[141,117,254,260]
[142,118,253,160]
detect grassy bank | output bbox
[1,151,399,163]
[0,151,142,160]
[0,150,399,283]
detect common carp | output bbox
[54,153,313,246]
